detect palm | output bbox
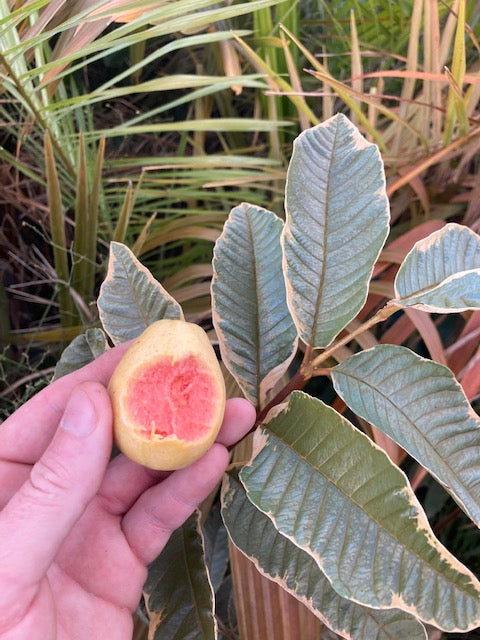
[1,458,149,640]
[44,498,146,639]
[37,576,134,639]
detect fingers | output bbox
[0,342,131,465]
[0,394,257,521]
[97,398,256,516]
[122,443,229,565]
[0,460,30,509]
[98,454,168,516]
[216,398,257,447]
[0,382,112,607]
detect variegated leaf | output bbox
[53,328,108,380]
[222,472,427,640]
[332,344,480,526]
[212,203,297,405]
[394,223,480,312]
[282,113,390,348]
[240,392,480,632]
[145,511,217,640]
[97,242,183,345]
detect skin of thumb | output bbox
[30,380,113,508]
[0,381,113,608]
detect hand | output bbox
[0,343,256,639]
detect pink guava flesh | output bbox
[125,355,219,441]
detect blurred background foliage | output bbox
[1,2,480,636]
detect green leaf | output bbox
[44,129,75,327]
[53,328,108,380]
[240,392,480,632]
[95,118,292,138]
[222,472,427,640]
[144,511,217,640]
[97,242,183,345]
[70,132,90,302]
[203,505,229,595]
[394,223,480,312]
[282,113,390,348]
[332,344,480,526]
[88,75,266,101]
[212,203,298,405]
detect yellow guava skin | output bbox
[108,319,226,470]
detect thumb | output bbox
[0,381,112,592]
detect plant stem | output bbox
[233,302,400,450]
[308,301,399,372]
[256,366,308,425]
[253,301,399,429]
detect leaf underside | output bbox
[212,203,297,405]
[240,392,480,632]
[97,241,183,345]
[394,223,480,312]
[282,113,390,348]
[53,328,108,380]
[222,473,427,640]
[332,344,480,526]
[144,512,217,640]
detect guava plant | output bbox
[55,114,480,639]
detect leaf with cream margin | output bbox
[394,223,480,312]
[240,392,480,632]
[282,113,390,348]
[212,203,298,405]
[144,511,217,640]
[97,241,183,345]
[332,344,480,526]
[53,328,108,380]
[221,472,427,640]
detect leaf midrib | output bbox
[397,268,480,304]
[309,121,340,347]
[245,209,263,406]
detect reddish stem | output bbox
[256,366,309,426]
[234,302,398,445]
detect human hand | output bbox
[0,343,256,639]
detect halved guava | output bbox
[108,319,226,470]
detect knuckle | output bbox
[27,455,74,500]
[97,489,126,516]
[145,486,197,533]
[142,505,172,536]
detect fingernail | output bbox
[60,388,96,437]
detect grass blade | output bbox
[44,130,74,326]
